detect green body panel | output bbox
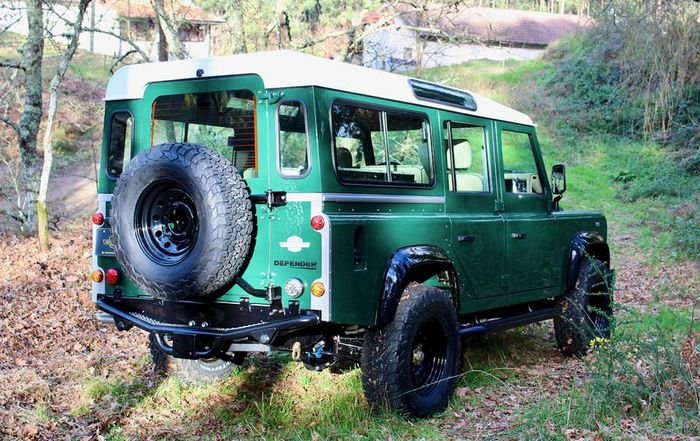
[95,75,608,327]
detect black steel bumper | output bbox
[95,298,321,359]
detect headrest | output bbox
[337,147,353,168]
[453,141,472,169]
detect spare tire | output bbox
[111,143,253,301]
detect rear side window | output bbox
[277,101,309,177]
[331,101,433,186]
[444,121,490,192]
[151,90,258,178]
[107,111,133,178]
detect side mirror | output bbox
[551,163,567,195]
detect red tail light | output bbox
[105,268,120,285]
[311,215,325,231]
[92,212,105,226]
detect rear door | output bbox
[443,117,506,300]
[495,122,559,294]
[143,75,273,303]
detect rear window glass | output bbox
[331,101,433,186]
[151,90,257,178]
[107,111,133,178]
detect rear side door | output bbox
[443,117,506,300]
[265,88,329,319]
[495,122,559,294]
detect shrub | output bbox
[541,0,700,162]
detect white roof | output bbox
[105,50,534,126]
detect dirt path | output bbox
[48,162,98,227]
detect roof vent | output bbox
[408,79,477,111]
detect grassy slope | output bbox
[1,41,697,439]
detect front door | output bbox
[496,123,558,294]
[444,118,506,301]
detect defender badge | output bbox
[280,235,310,253]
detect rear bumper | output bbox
[95,297,321,359]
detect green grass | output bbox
[91,355,444,440]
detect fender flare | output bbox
[375,245,458,327]
[566,231,610,293]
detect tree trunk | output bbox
[17,0,44,231]
[152,0,186,60]
[37,0,91,251]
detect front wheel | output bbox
[554,258,614,356]
[361,284,460,418]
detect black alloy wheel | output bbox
[361,284,460,418]
[409,318,449,397]
[135,182,199,265]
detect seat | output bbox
[449,141,484,192]
[337,147,353,168]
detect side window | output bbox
[278,101,309,177]
[331,101,433,186]
[107,112,133,178]
[501,130,543,194]
[444,121,489,192]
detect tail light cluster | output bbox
[92,212,120,286]
[91,268,120,285]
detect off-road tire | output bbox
[112,143,253,301]
[554,258,613,356]
[149,335,244,384]
[361,284,460,418]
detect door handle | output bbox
[458,234,476,243]
[511,232,527,240]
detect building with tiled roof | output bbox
[362,5,590,71]
[0,0,224,60]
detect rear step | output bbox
[459,307,556,338]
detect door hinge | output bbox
[258,91,285,104]
[251,190,287,209]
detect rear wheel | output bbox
[554,258,614,356]
[149,335,245,384]
[361,284,460,418]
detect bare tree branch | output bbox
[41,1,151,62]
[0,115,19,135]
[0,60,24,70]
[109,49,140,73]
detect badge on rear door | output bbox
[279,235,310,253]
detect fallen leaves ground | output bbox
[0,223,697,440]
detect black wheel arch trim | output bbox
[376,245,458,327]
[566,231,611,293]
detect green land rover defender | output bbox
[92,51,613,417]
